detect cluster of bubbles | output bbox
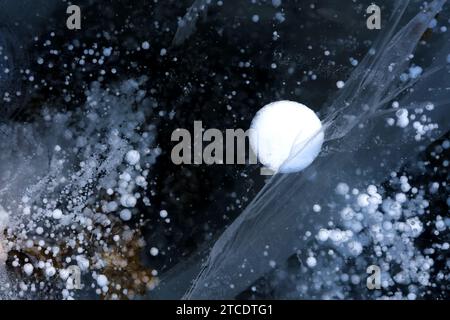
[0,77,161,299]
[387,100,438,142]
[267,138,449,300]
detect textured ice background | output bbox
[0,0,448,300]
[172,0,212,46]
[0,0,60,117]
[182,0,450,299]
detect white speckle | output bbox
[347,241,363,256]
[336,80,345,89]
[52,209,63,220]
[313,204,321,212]
[406,217,423,237]
[103,47,113,57]
[120,194,137,208]
[428,19,437,29]
[23,206,31,215]
[120,209,131,221]
[45,266,56,277]
[150,247,159,256]
[349,57,358,66]
[306,256,317,267]
[76,256,90,271]
[160,210,168,218]
[396,109,409,128]
[125,150,140,165]
[97,274,108,287]
[367,185,378,196]
[335,183,349,195]
[340,207,355,220]
[317,229,329,242]
[408,66,423,79]
[141,41,150,50]
[395,193,407,203]
[135,176,147,187]
[407,293,417,300]
[23,263,34,276]
[272,0,282,7]
[357,194,370,207]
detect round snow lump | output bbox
[249,100,324,173]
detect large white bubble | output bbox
[249,100,324,173]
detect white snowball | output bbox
[125,150,140,165]
[249,101,324,173]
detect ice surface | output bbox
[0,31,17,109]
[185,0,450,299]
[172,0,213,46]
